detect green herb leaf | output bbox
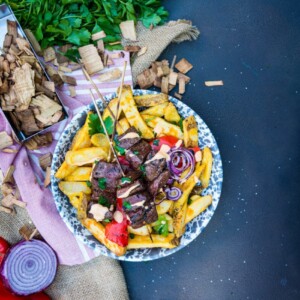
[121,177,132,184]
[98,178,107,190]
[153,139,159,146]
[153,215,169,237]
[88,114,114,136]
[187,198,192,205]
[129,233,135,239]
[103,218,111,223]
[86,180,92,188]
[133,150,139,155]
[66,28,91,46]
[115,145,125,155]
[139,164,146,173]
[123,201,132,210]
[98,195,109,207]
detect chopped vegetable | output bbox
[153,215,169,237]
[98,195,109,207]
[121,177,132,184]
[150,136,179,151]
[123,201,132,210]
[98,178,107,190]
[0,237,10,265]
[88,114,113,136]
[165,187,182,201]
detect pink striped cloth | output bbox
[0,51,132,265]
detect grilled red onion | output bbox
[165,187,182,201]
[0,239,57,296]
[167,147,195,183]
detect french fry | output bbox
[147,117,183,139]
[116,117,131,135]
[185,195,213,224]
[55,162,77,180]
[90,133,110,153]
[119,85,154,139]
[81,218,127,256]
[140,102,168,117]
[165,214,174,232]
[172,163,205,237]
[128,225,152,236]
[58,181,91,196]
[68,192,90,219]
[127,233,177,249]
[200,147,213,188]
[164,102,181,123]
[70,111,92,150]
[65,147,107,166]
[102,98,122,120]
[156,200,173,215]
[65,167,92,182]
[183,115,198,148]
[133,93,168,107]
[141,114,157,124]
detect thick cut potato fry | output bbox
[134,93,168,107]
[119,85,154,139]
[69,192,90,219]
[172,163,205,237]
[200,147,213,188]
[127,233,177,249]
[141,114,157,123]
[185,195,213,224]
[102,98,122,120]
[91,133,110,153]
[65,167,92,181]
[65,147,107,166]
[165,214,174,232]
[128,225,152,236]
[70,111,92,151]
[147,117,183,139]
[116,117,130,135]
[59,181,91,196]
[81,218,127,256]
[140,102,168,117]
[55,162,78,180]
[164,102,181,123]
[156,200,173,215]
[183,115,198,148]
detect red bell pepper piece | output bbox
[150,136,179,151]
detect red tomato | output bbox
[0,236,10,266]
[118,156,130,166]
[150,136,179,151]
[105,220,128,247]
[189,146,201,153]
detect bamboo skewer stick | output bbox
[111,61,127,142]
[88,89,125,177]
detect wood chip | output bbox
[1,183,14,197]
[43,47,56,62]
[124,46,141,53]
[109,52,125,59]
[98,68,122,82]
[24,132,52,150]
[39,153,52,170]
[175,58,193,74]
[35,83,55,99]
[92,31,106,41]
[0,206,12,214]
[137,46,148,57]
[56,44,71,64]
[19,224,38,240]
[78,44,104,75]
[68,86,76,98]
[109,41,121,46]
[97,40,105,53]
[120,20,137,41]
[169,71,178,86]
[3,165,15,184]
[137,69,156,89]
[174,92,182,100]
[178,77,186,94]
[24,29,42,55]
[205,80,224,87]
[61,75,77,86]
[7,20,17,43]
[156,66,164,78]
[0,131,13,150]
[44,166,51,187]
[153,76,162,88]
[42,81,55,93]
[2,194,26,208]
[2,148,18,153]
[177,72,191,84]
[161,76,169,94]
[58,65,72,73]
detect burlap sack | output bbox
[0,19,199,300]
[122,20,200,85]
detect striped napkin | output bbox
[0,51,132,265]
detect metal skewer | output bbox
[89,89,125,177]
[111,61,127,142]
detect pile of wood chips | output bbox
[0,21,65,137]
[136,56,193,100]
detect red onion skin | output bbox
[0,240,57,297]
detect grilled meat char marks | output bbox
[118,127,141,149]
[123,192,158,228]
[148,169,171,196]
[117,179,146,198]
[145,150,167,182]
[125,140,152,169]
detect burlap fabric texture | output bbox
[122,20,200,85]
[0,19,199,300]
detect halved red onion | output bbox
[165,187,182,201]
[0,239,57,296]
[167,147,195,183]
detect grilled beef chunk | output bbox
[145,150,167,181]
[148,169,170,196]
[87,202,113,221]
[117,170,143,188]
[118,127,141,149]
[123,192,158,228]
[125,140,151,169]
[93,161,123,180]
[117,179,145,198]
[91,178,116,204]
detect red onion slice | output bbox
[165,187,182,201]
[0,239,57,296]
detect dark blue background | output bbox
[121,0,300,299]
